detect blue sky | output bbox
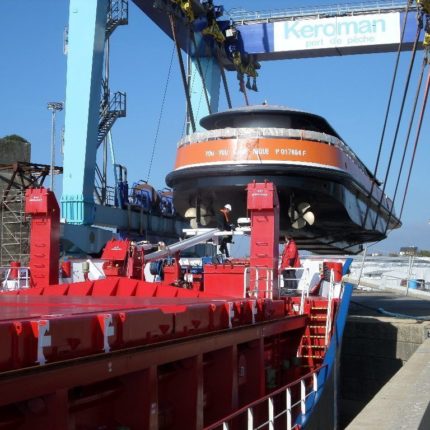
[0,0,429,252]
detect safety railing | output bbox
[325,270,336,345]
[279,267,305,293]
[348,255,430,293]
[98,91,127,144]
[94,185,116,207]
[299,278,310,315]
[204,365,326,430]
[228,0,414,23]
[106,0,129,37]
[0,266,30,291]
[244,267,276,299]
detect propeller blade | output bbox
[200,216,211,226]
[303,211,315,226]
[185,208,196,219]
[297,202,311,214]
[289,209,299,221]
[292,218,307,229]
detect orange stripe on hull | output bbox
[175,138,343,170]
[173,138,390,204]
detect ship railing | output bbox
[94,184,116,207]
[279,267,308,299]
[299,279,310,315]
[244,267,277,299]
[325,270,336,345]
[0,266,31,291]
[204,364,327,430]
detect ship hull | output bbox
[0,278,352,430]
[166,105,401,254]
[167,163,397,254]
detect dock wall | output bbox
[340,315,430,428]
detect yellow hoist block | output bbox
[171,0,195,22]
[417,0,430,14]
[232,52,260,78]
[423,32,430,46]
[202,22,226,44]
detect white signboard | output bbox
[274,12,401,52]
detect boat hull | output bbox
[167,163,397,254]
[167,105,401,254]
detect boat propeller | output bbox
[184,207,212,229]
[288,201,315,229]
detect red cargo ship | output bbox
[0,182,352,430]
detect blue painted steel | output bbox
[237,11,421,60]
[342,257,353,276]
[61,0,109,225]
[298,282,353,427]
[190,56,221,129]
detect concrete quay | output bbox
[340,288,430,429]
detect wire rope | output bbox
[362,0,412,227]
[194,58,211,125]
[146,44,175,182]
[215,47,233,109]
[384,56,427,233]
[399,60,430,219]
[372,23,423,229]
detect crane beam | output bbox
[236,10,421,62]
[61,0,108,225]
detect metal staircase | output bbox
[106,0,129,37]
[97,90,126,146]
[298,299,332,366]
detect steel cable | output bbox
[146,44,175,182]
[372,22,422,229]
[399,61,430,219]
[194,58,211,124]
[383,56,427,233]
[169,14,197,132]
[182,53,198,137]
[362,0,412,228]
[215,46,233,109]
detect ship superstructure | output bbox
[167,105,401,254]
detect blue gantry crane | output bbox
[60,0,429,253]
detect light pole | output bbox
[47,102,64,192]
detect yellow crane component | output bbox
[202,21,226,43]
[171,0,195,22]
[417,0,430,14]
[232,52,260,78]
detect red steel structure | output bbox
[25,188,60,287]
[0,183,344,429]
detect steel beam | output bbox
[61,0,109,225]
[189,55,221,130]
[0,315,307,406]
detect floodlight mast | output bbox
[47,101,64,193]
